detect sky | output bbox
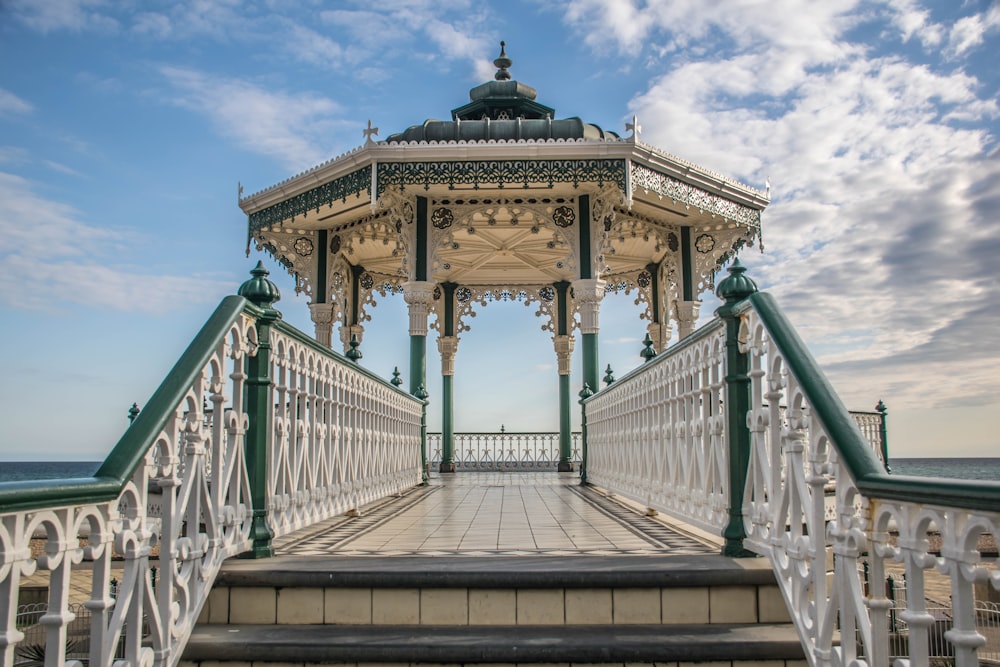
[1,0,998,462]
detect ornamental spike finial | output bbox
[494,40,512,81]
[715,258,759,304]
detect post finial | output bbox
[640,333,657,362]
[238,261,282,313]
[715,258,759,304]
[494,40,512,81]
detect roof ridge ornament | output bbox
[627,114,641,142]
[494,40,512,81]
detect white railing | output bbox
[427,432,581,471]
[585,320,730,535]
[740,293,1000,667]
[268,325,423,538]
[0,290,424,667]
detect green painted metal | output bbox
[239,261,282,559]
[416,197,428,281]
[646,262,661,327]
[747,290,1000,512]
[681,227,693,302]
[876,399,890,471]
[603,365,615,386]
[715,259,757,558]
[247,166,371,233]
[350,264,363,326]
[127,402,140,424]
[442,282,457,337]
[441,375,455,473]
[578,383,594,484]
[377,161,626,200]
[640,333,656,362]
[582,333,599,399]
[409,335,426,396]
[391,367,403,387]
[555,281,570,336]
[578,194,592,279]
[414,383,429,483]
[346,334,363,362]
[316,230,328,303]
[558,374,573,471]
[0,295,250,513]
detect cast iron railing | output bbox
[427,431,582,470]
[583,261,1000,667]
[0,265,423,667]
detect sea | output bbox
[0,458,998,483]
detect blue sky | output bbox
[1,0,998,461]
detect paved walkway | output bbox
[275,472,716,557]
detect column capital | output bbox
[309,303,336,348]
[437,335,460,376]
[675,299,701,340]
[553,334,575,376]
[572,278,606,335]
[403,280,437,336]
[646,321,671,354]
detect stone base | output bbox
[557,461,574,472]
[439,462,456,473]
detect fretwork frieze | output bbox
[630,163,762,230]
[377,159,627,195]
[248,166,372,232]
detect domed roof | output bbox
[385,42,620,144]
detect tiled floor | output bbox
[276,472,715,557]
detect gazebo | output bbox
[238,43,769,473]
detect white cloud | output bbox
[946,4,1000,57]
[564,0,1000,411]
[160,66,343,172]
[0,173,226,312]
[4,0,118,33]
[0,88,33,115]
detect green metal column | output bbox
[439,282,457,473]
[582,333,599,397]
[237,262,282,559]
[715,259,757,558]
[554,280,573,471]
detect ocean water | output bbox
[1,458,998,483]
[0,461,100,482]
[888,457,1000,482]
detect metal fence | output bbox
[427,431,582,471]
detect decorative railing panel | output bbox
[0,296,257,667]
[0,281,424,666]
[585,320,730,535]
[267,324,423,538]
[427,432,581,471]
[739,292,1000,667]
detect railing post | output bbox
[876,399,890,471]
[238,262,282,559]
[715,259,758,557]
[414,384,429,483]
[578,383,594,484]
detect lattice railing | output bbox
[585,319,730,535]
[268,324,422,537]
[0,274,424,667]
[427,432,581,471]
[739,291,1000,667]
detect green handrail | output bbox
[0,295,254,513]
[747,291,1000,513]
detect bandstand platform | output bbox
[183,472,804,666]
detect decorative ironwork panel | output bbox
[630,162,762,230]
[378,159,627,195]
[0,311,258,667]
[427,432,581,471]
[248,166,372,232]
[739,303,1000,667]
[267,323,423,537]
[584,319,729,534]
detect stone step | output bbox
[201,555,790,627]
[181,622,807,665]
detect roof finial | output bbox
[494,40,512,81]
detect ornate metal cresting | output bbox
[0,265,423,667]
